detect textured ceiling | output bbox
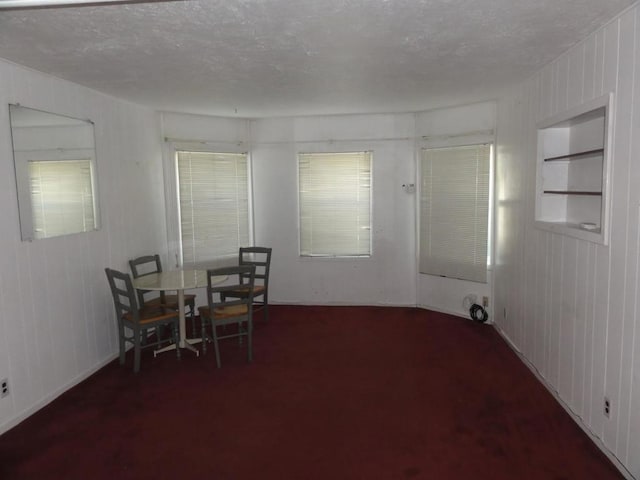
[0,0,634,117]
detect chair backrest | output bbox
[129,254,164,307]
[238,247,271,288]
[105,268,140,324]
[206,265,256,314]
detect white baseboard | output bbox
[270,300,416,308]
[493,324,634,480]
[416,303,467,318]
[270,302,494,325]
[0,353,119,436]
[416,303,494,325]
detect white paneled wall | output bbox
[0,59,166,434]
[495,4,640,478]
[161,107,495,311]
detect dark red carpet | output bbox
[0,306,623,479]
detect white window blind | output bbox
[298,151,371,257]
[28,159,96,240]
[419,144,491,283]
[176,151,249,266]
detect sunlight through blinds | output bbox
[29,159,95,239]
[420,144,490,283]
[177,151,249,265]
[299,152,371,257]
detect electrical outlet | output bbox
[482,296,489,307]
[1,378,8,398]
[604,397,610,418]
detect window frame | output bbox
[297,150,373,258]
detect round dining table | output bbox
[132,269,227,356]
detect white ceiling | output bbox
[0,0,635,118]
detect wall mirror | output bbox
[9,104,100,241]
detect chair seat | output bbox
[226,285,265,297]
[124,306,178,325]
[199,304,249,319]
[144,293,196,309]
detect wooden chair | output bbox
[129,254,197,336]
[105,268,180,373]
[199,265,256,368]
[222,247,272,321]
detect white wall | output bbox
[494,4,640,478]
[161,106,496,311]
[0,59,167,434]
[162,111,419,306]
[250,113,417,306]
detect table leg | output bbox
[177,289,199,356]
[154,289,199,357]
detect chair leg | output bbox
[201,316,208,355]
[118,325,126,366]
[133,329,142,373]
[251,294,267,322]
[247,318,253,363]
[263,294,269,322]
[212,324,222,368]
[189,303,196,338]
[172,322,181,360]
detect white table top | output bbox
[132,269,226,291]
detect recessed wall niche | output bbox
[535,93,613,245]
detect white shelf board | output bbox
[535,220,605,244]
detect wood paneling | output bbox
[495,5,639,478]
[0,59,166,434]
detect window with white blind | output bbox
[298,151,371,257]
[419,144,491,283]
[176,151,250,266]
[28,159,96,240]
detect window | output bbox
[176,151,250,266]
[298,151,371,257]
[28,159,96,240]
[419,144,491,283]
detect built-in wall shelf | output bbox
[543,190,602,196]
[535,93,613,245]
[543,148,605,162]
